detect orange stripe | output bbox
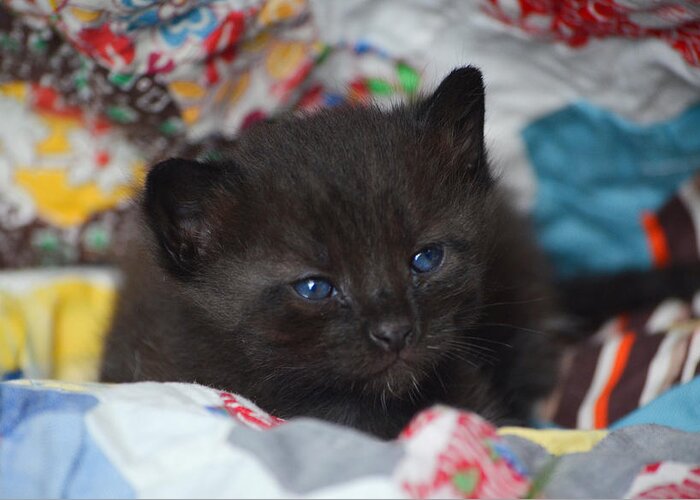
[593,330,636,429]
[641,212,670,268]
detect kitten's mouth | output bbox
[360,354,424,398]
[367,350,420,380]
[370,355,402,376]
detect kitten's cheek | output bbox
[253,311,326,346]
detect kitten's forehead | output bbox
[235,107,466,209]
[225,105,487,268]
[238,107,415,181]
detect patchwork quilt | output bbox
[2,380,700,499]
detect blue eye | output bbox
[411,245,444,273]
[292,278,335,301]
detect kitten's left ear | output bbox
[420,66,488,178]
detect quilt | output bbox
[3,379,700,499]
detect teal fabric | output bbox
[610,376,700,433]
[524,101,700,278]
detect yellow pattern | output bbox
[0,278,115,382]
[0,300,27,372]
[69,7,102,23]
[0,81,28,100]
[169,80,207,100]
[182,106,201,125]
[212,72,252,107]
[242,31,272,52]
[229,71,251,105]
[36,113,82,156]
[1,81,145,229]
[265,41,307,80]
[14,169,140,228]
[498,427,608,456]
[132,163,146,187]
[258,0,306,27]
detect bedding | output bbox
[0,268,117,382]
[0,0,420,268]
[0,0,320,268]
[3,0,700,498]
[2,380,700,499]
[4,0,700,275]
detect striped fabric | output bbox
[553,301,700,429]
[551,174,700,429]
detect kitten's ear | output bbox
[144,158,228,278]
[420,66,489,179]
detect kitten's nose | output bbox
[369,320,412,352]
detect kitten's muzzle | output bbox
[369,320,413,353]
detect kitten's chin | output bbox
[360,352,427,397]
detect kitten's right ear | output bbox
[144,158,228,278]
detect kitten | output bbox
[100,67,565,439]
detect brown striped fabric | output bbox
[550,309,698,429]
[658,195,699,265]
[552,341,603,428]
[607,327,663,423]
[550,301,700,428]
[550,174,700,428]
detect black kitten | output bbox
[100,67,565,439]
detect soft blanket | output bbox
[2,379,700,499]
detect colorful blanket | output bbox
[0,0,419,268]
[3,0,700,274]
[2,379,700,499]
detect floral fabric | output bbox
[0,1,424,269]
[0,0,320,268]
[483,0,700,65]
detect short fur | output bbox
[101,67,564,439]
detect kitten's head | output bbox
[144,67,498,401]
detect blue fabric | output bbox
[0,384,134,499]
[610,377,700,433]
[523,101,700,278]
[1,370,23,381]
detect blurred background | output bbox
[1,0,700,430]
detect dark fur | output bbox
[100,67,565,439]
[558,263,700,330]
